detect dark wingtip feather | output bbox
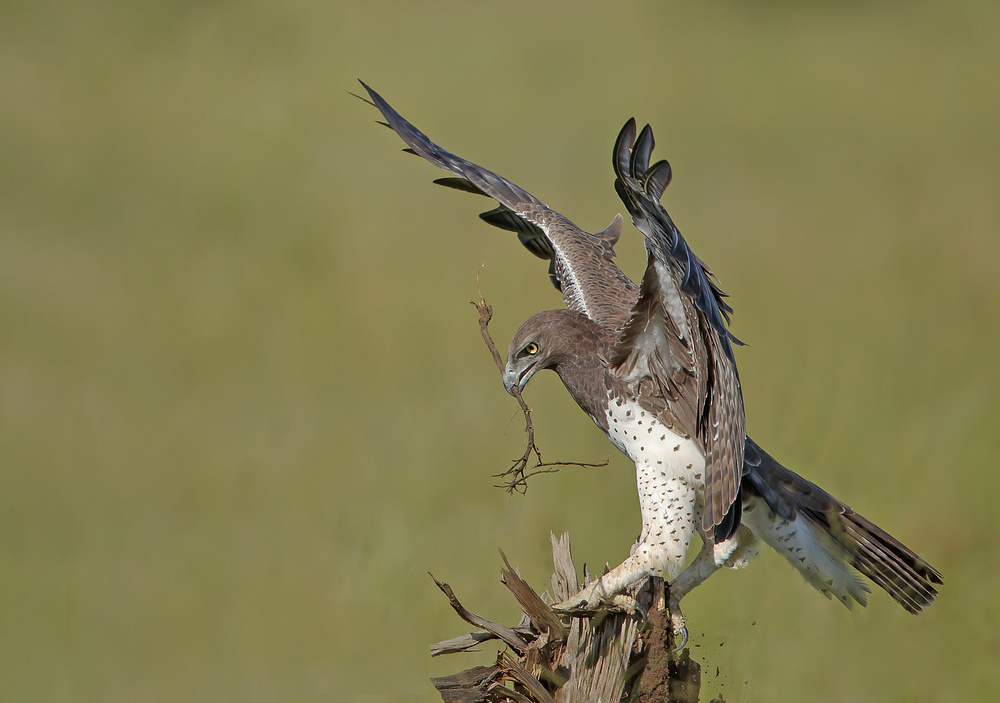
[363,81,610,306]
[644,159,673,200]
[517,233,554,261]
[349,88,377,108]
[546,259,562,291]
[613,122,742,361]
[714,490,743,544]
[433,177,489,196]
[480,206,527,234]
[630,124,655,178]
[613,119,638,181]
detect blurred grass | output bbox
[1,0,998,700]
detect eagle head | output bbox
[502,309,603,396]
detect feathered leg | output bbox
[665,524,760,649]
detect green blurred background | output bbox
[2,1,998,700]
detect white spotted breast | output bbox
[605,396,708,575]
[605,398,704,480]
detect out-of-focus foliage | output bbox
[1,1,997,700]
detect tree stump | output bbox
[429,532,704,702]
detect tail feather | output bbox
[834,510,942,613]
[743,437,942,613]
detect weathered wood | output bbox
[549,533,579,601]
[430,623,536,657]
[499,550,568,640]
[430,614,535,657]
[430,665,500,703]
[429,532,703,702]
[502,653,557,703]
[430,573,530,655]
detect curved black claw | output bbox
[669,608,689,652]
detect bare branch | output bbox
[472,293,608,493]
[429,573,529,655]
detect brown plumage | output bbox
[363,82,942,629]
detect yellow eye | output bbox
[524,342,539,355]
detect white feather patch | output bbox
[606,397,707,581]
[741,497,870,608]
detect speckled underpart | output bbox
[605,398,707,584]
[740,499,869,607]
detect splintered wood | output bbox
[472,296,607,494]
[429,533,703,703]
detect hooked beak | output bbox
[502,360,534,396]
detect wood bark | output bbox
[429,533,707,703]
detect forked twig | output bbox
[429,572,529,655]
[472,291,608,493]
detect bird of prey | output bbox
[360,82,942,642]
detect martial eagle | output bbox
[361,82,941,644]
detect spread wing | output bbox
[360,81,637,334]
[609,119,746,539]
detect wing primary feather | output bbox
[359,81,543,211]
[433,177,490,196]
[348,90,377,108]
[644,160,673,200]
[546,259,562,291]
[714,486,743,543]
[480,206,543,237]
[613,118,638,184]
[363,80,638,329]
[516,233,555,261]
[630,124,655,179]
[612,118,742,364]
[478,206,555,261]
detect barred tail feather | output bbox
[742,437,943,613]
[832,509,943,613]
[742,501,871,608]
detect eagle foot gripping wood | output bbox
[429,532,701,703]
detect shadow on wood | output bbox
[429,532,712,703]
